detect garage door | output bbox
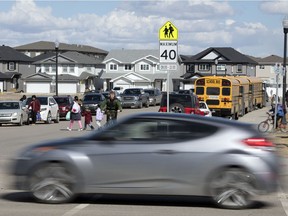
[0,81,3,92]
[26,83,50,93]
[58,83,77,94]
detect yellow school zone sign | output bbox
[159,21,178,41]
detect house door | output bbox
[155,79,162,91]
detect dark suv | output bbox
[159,93,204,115]
[53,95,74,119]
[82,93,105,115]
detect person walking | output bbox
[100,90,122,125]
[82,108,94,130]
[28,95,41,125]
[95,104,103,129]
[67,96,83,131]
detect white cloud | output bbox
[260,1,288,14]
[235,22,268,35]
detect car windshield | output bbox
[0,102,20,109]
[83,94,101,101]
[26,97,48,105]
[144,90,154,95]
[54,97,70,105]
[161,94,194,107]
[123,89,141,95]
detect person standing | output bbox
[67,96,83,131]
[82,108,94,130]
[28,95,41,125]
[100,90,122,125]
[95,104,103,129]
[20,95,26,102]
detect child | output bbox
[95,105,103,129]
[83,108,94,130]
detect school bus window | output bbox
[196,87,204,95]
[222,88,230,96]
[207,87,220,95]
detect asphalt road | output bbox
[0,106,288,216]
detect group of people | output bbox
[67,90,122,131]
[19,94,41,125]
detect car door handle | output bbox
[156,150,177,154]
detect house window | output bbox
[259,65,265,69]
[69,64,75,73]
[110,63,118,71]
[124,64,132,71]
[198,64,210,71]
[237,64,243,73]
[63,64,68,73]
[44,65,50,73]
[51,65,56,73]
[187,64,194,73]
[216,64,226,71]
[86,65,92,71]
[8,62,16,71]
[140,64,150,71]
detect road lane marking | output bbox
[62,204,89,216]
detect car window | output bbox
[54,97,70,104]
[83,94,102,101]
[199,102,207,109]
[95,118,218,142]
[123,89,141,95]
[144,90,154,95]
[161,94,194,107]
[0,102,20,109]
[26,97,48,105]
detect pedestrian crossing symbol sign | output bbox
[159,21,178,41]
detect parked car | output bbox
[0,101,29,126]
[159,93,204,115]
[25,96,59,124]
[53,95,74,119]
[82,93,106,115]
[144,88,162,106]
[11,112,279,209]
[199,101,212,117]
[102,91,122,103]
[121,88,149,108]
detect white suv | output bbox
[26,96,60,124]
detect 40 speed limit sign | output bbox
[159,41,178,64]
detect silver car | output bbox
[0,101,29,126]
[12,112,279,209]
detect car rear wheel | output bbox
[169,103,185,113]
[208,168,256,209]
[28,163,76,204]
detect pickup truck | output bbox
[121,88,150,108]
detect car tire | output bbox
[153,99,157,106]
[208,168,256,209]
[18,116,23,126]
[45,112,52,124]
[145,100,149,108]
[169,103,185,113]
[54,112,60,123]
[138,102,143,109]
[28,163,77,204]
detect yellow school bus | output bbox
[195,76,241,119]
[240,76,265,110]
[195,76,266,120]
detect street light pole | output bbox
[55,41,59,96]
[282,17,288,122]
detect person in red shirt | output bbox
[28,95,41,124]
[83,108,94,130]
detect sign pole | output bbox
[167,70,169,112]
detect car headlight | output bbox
[12,112,18,117]
[41,108,47,111]
[135,96,139,100]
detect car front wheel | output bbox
[45,112,52,124]
[28,163,76,204]
[208,168,256,209]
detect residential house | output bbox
[0,45,34,92]
[14,41,108,60]
[180,47,258,90]
[21,51,105,94]
[101,49,183,92]
[250,54,287,97]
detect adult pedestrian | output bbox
[28,95,41,124]
[67,96,83,131]
[19,95,26,102]
[100,90,122,125]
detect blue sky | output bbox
[0,0,288,57]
